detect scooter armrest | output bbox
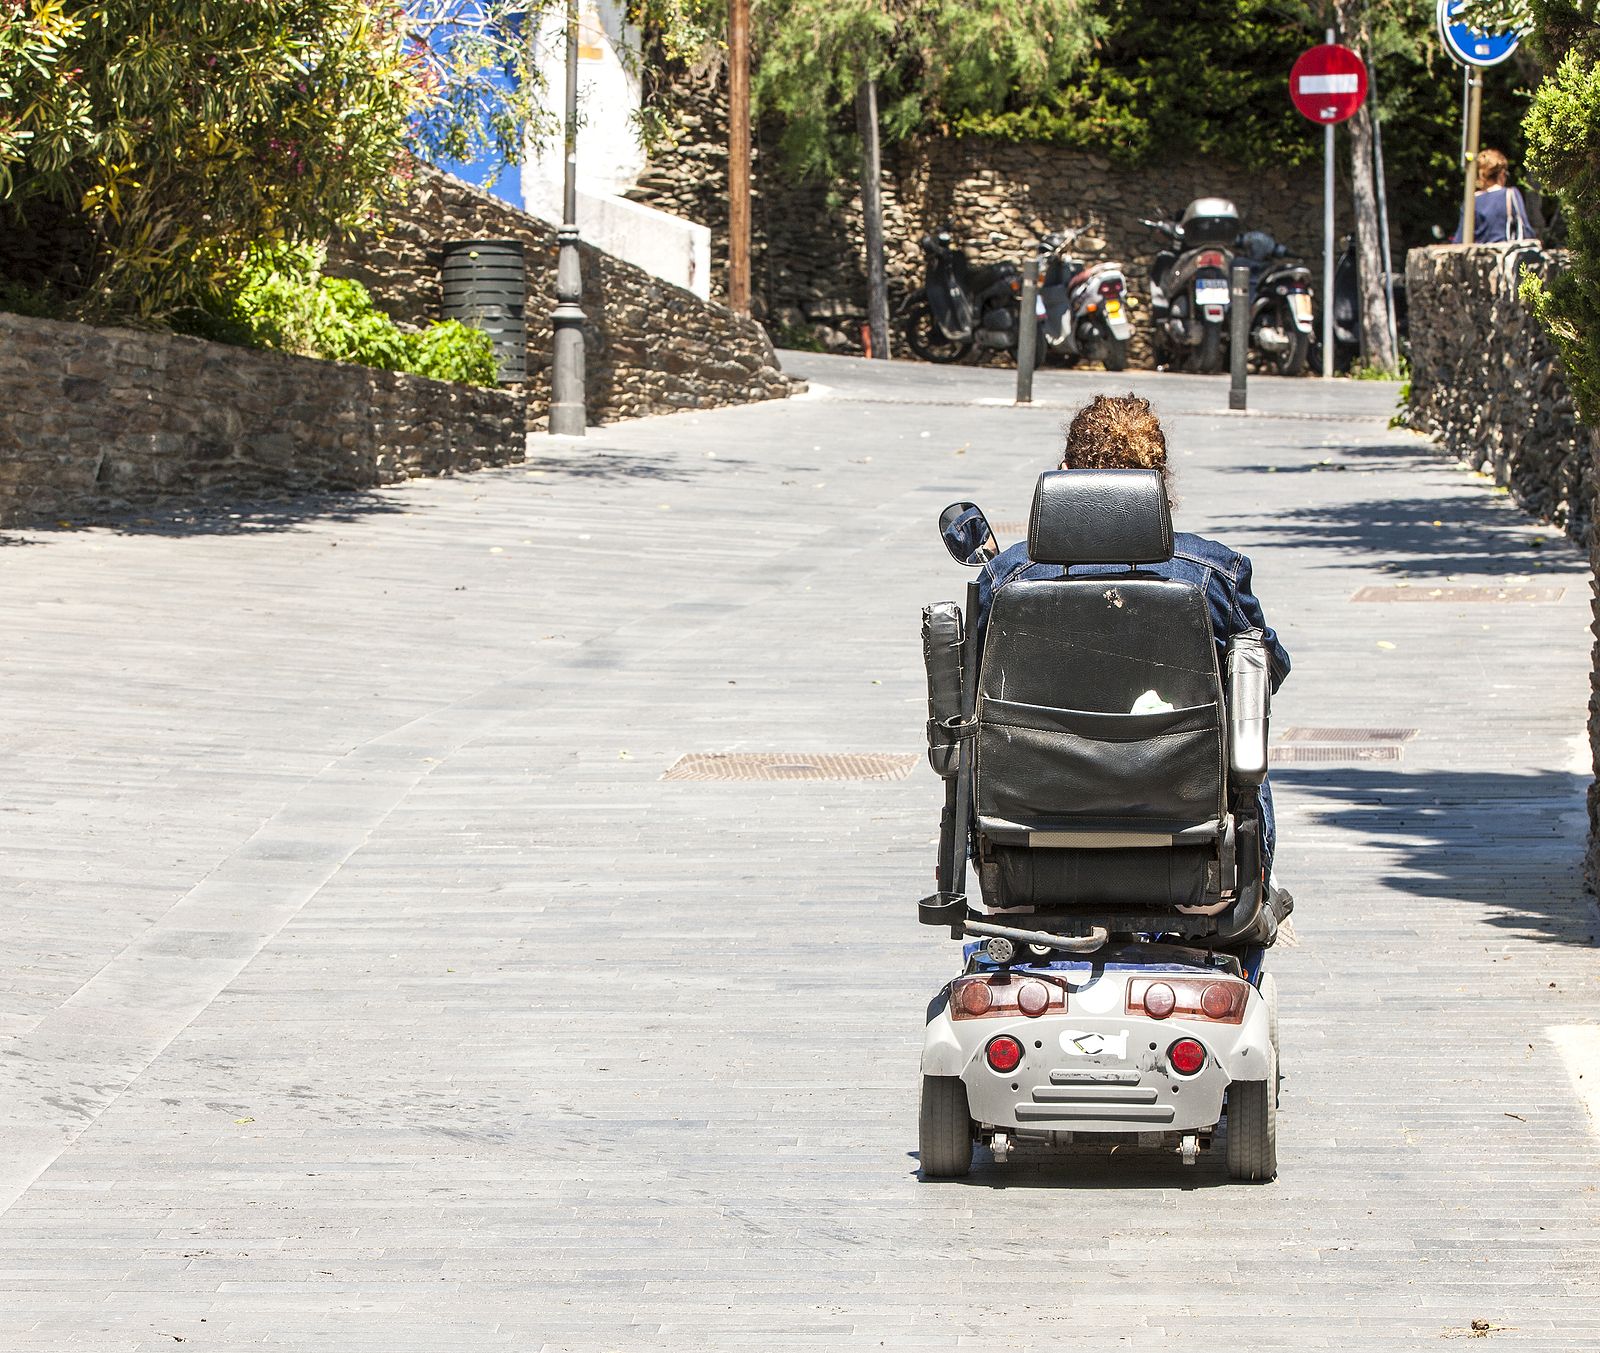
[1227,629,1270,788]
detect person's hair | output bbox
[1477,148,1510,190]
[1061,393,1172,493]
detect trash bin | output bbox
[441,239,527,384]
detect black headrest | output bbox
[1026,468,1174,565]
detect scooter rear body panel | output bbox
[922,960,1271,1137]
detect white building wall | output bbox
[522,0,711,300]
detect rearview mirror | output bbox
[939,501,999,566]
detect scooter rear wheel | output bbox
[905,302,973,365]
[919,1075,975,1178]
[1188,322,1224,374]
[1225,1047,1278,1182]
[1099,336,1130,372]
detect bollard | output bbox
[1228,260,1250,412]
[1015,257,1040,405]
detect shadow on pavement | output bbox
[1216,489,1578,577]
[912,1152,1233,1191]
[530,450,705,483]
[13,491,409,539]
[1276,765,1595,946]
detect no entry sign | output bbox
[1290,44,1369,124]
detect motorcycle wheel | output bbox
[1188,323,1224,374]
[1099,336,1130,372]
[1274,328,1311,377]
[905,301,973,365]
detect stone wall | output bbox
[329,167,793,429]
[1404,243,1600,888]
[0,312,524,526]
[1406,244,1591,538]
[626,71,1342,363]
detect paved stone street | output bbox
[2,353,1598,1350]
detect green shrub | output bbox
[405,320,499,385]
[182,245,499,386]
[0,1,423,322]
[1519,4,1600,427]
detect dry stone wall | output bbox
[627,71,1340,364]
[0,312,523,526]
[1406,244,1591,537]
[1404,243,1600,888]
[329,167,793,429]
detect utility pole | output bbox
[727,0,751,314]
[856,76,889,359]
[1322,26,1335,380]
[1460,66,1484,244]
[549,0,586,435]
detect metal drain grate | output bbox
[1277,726,1417,744]
[1272,744,1402,764]
[662,752,919,782]
[1350,585,1565,604]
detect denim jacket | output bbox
[971,532,1291,691]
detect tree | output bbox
[405,1,555,171]
[407,0,724,175]
[1,1,424,322]
[752,0,1102,357]
[1336,0,1400,374]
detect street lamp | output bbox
[549,0,586,436]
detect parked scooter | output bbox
[1235,230,1314,377]
[1140,198,1240,373]
[1036,225,1133,371]
[1311,234,1410,374]
[905,227,1022,364]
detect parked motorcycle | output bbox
[1140,198,1240,373]
[904,228,1022,364]
[1311,233,1409,374]
[1036,225,1133,371]
[1235,229,1314,376]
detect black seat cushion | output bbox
[982,844,1210,910]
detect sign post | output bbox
[1290,37,1368,378]
[1435,0,1523,246]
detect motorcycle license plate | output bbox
[1105,299,1123,319]
[1288,293,1314,323]
[1195,278,1229,303]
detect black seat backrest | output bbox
[974,469,1225,842]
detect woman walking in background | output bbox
[1451,148,1535,243]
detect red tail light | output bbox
[1195,250,1227,270]
[1016,980,1050,1017]
[1098,279,1124,297]
[1142,982,1176,1019]
[957,982,993,1017]
[1128,976,1247,1024]
[1168,1038,1206,1075]
[950,974,1066,1021]
[986,1035,1024,1073]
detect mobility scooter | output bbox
[918,470,1282,1181]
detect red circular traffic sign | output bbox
[1289,44,1368,124]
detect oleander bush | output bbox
[0,1,423,322]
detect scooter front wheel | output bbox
[905,302,973,365]
[919,1075,975,1178]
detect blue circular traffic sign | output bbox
[1436,0,1522,67]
